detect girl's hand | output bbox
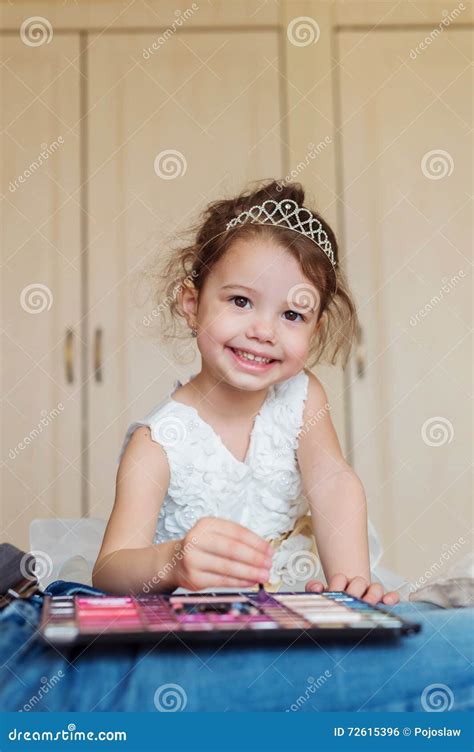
[305,573,400,606]
[175,516,274,591]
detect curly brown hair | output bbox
[141,179,358,369]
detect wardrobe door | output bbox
[1,32,82,549]
[87,31,283,520]
[339,29,472,578]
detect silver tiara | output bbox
[225,198,336,268]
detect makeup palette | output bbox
[39,589,421,647]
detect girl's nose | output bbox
[247,321,276,343]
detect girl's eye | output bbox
[228,297,305,321]
[284,310,305,322]
[229,295,250,309]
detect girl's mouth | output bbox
[226,346,278,371]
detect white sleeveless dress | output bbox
[118,369,392,595]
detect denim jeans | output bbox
[0,580,472,712]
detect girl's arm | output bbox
[302,462,371,582]
[92,426,180,594]
[297,371,399,605]
[94,427,275,594]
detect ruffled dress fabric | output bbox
[119,370,398,595]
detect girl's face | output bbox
[181,237,322,391]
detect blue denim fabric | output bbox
[1,580,472,712]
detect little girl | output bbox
[93,179,399,607]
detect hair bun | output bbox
[232,179,306,216]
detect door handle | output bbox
[355,322,366,379]
[64,328,74,383]
[94,327,103,383]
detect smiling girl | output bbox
[92,179,399,607]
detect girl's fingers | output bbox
[305,574,400,606]
[189,550,271,585]
[345,576,370,599]
[204,576,257,589]
[327,573,349,592]
[305,579,324,592]
[382,591,400,605]
[360,582,384,605]
[196,518,273,559]
[197,533,273,571]
[181,572,257,590]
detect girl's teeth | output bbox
[234,349,272,364]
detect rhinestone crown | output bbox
[226,198,336,268]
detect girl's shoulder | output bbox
[259,369,311,441]
[272,368,311,404]
[297,368,332,424]
[296,369,341,465]
[303,368,329,405]
[117,378,186,464]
